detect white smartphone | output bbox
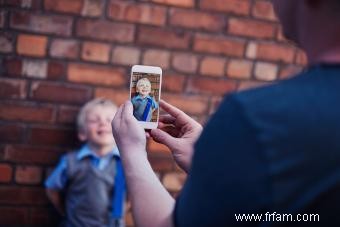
[130,65,162,129]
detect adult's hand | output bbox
[112,101,147,157]
[150,100,203,172]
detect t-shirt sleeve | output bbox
[152,97,158,109]
[174,95,270,226]
[45,155,68,190]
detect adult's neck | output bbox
[298,9,340,66]
[88,143,116,157]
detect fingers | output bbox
[150,128,177,148]
[160,125,180,137]
[159,100,184,119]
[159,115,176,124]
[121,100,133,116]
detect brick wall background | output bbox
[0,0,307,226]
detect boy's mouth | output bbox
[97,130,111,136]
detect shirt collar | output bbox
[77,144,120,160]
[136,94,151,100]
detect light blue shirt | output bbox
[131,94,158,121]
[45,144,120,190]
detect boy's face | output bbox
[78,105,117,149]
[137,80,151,97]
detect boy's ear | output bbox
[78,131,87,142]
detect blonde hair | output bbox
[77,98,117,131]
[136,77,151,89]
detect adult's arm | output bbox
[112,101,175,227]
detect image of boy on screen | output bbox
[131,77,158,122]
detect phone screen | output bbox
[130,72,161,123]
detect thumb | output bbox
[122,100,133,116]
[150,128,176,149]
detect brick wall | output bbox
[0,0,306,226]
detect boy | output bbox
[45,98,125,227]
[131,77,158,122]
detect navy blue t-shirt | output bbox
[174,65,340,226]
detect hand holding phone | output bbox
[130,65,162,129]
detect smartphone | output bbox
[130,65,162,129]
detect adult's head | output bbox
[272,0,340,64]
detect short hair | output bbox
[77,98,117,132]
[136,77,151,88]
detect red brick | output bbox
[238,81,269,91]
[27,126,77,147]
[10,11,73,36]
[82,0,104,17]
[3,58,23,76]
[162,74,186,93]
[17,34,48,57]
[227,59,253,79]
[254,62,278,81]
[148,139,170,153]
[200,0,250,15]
[30,207,59,225]
[0,10,5,28]
[0,78,26,99]
[187,77,237,95]
[108,1,166,26]
[162,93,209,115]
[169,8,225,32]
[209,96,223,115]
[200,56,226,77]
[149,0,194,8]
[125,211,134,227]
[94,88,129,106]
[0,34,13,53]
[82,41,111,63]
[0,123,24,143]
[68,63,126,87]
[30,81,91,104]
[22,59,48,79]
[4,145,62,165]
[0,102,54,123]
[5,0,40,9]
[48,61,66,80]
[255,42,295,63]
[148,153,174,172]
[142,49,170,69]
[194,34,245,57]
[138,26,191,50]
[228,18,275,39]
[295,50,308,65]
[44,0,83,14]
[0,186,48,205]
[276,26,287,42]
[58,105,79,124]
[112,45,141,66]
[279,65,303,80]
[162,172,186,192]
[252,0,276,21]
[0,207,28,225]
[172,53,198,74]
[76,19,135,43]
[15,166,42,185]
[0,164,12,182]
[50,39,79,59]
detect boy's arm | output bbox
[45,155,68,216]
[46,189,66,216]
